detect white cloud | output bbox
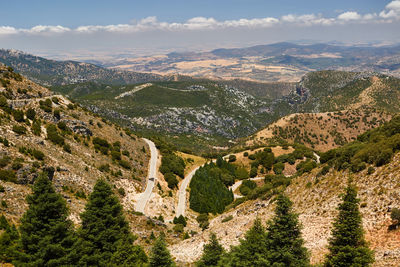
[338,11,361,21]
[0,2,399,36]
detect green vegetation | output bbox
[149,234,175,267]
[189,158,236,214]
[46,124,65,145]
[320,116,400,172]
[196,233,224,267]
[13,173,76,266]
[324,181,374,266]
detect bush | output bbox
[0,169,17,183]
[173,215,187,227]
[367,166,375,175]
[164,172,178,189]
[159,153,185,178]
[12,109,25,122]
[118,160,131,170]
[92,137,111,155]
[391,208,400,222]
[32,149,45,160]
[12,125,27,135]
[317,165,330,176]
[117,187,126,197]
[221,215,233,223]
[235,167,249,180]
[57,121,69,131]
[63,143,72,153]
[46,124,64,145]
[173,223,184,233]
[0,156,11,168]
[26,108,36,120]
[31,120,41,136]
[228,155,237,162]
[273,162,285,175]
[250,166,258,178]
[196,213,210,230]
[39,99,52,113]
[243,152,249,157]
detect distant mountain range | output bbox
[0,49,172,86]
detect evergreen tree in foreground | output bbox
[218,218,270,266]
[149,234,175,267]
[324,181,374,267]
[265,194,310,266]
[196,232,225,267]
[71,179,147,266]
[0,215,19,263]
[14,173,76,266]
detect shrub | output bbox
[63,143,71,153]
[228,155,237,162]
[391,208,400,222]
[39,99,52,112]
[111,151,122,161]
[367,166,375,175]
[46,124,64,145]
[31,120,41,136]
[12,109,25,122]
[221,215,233,223]
[243,152,249,157]
[196,213,209,230]
[117,187,126,197]
[0,169,17,183]
[173,215,187,227]
[57,121,69,131]
[118,160,131,170]
[12,125,27,135]
[317,165,330,176]
[0,185,4,192]
[273,162,285,175]
[250,166,258,178]
[26,108,36,120]
[164,172,178,189]
[0,156,11,168]
[173,224,184,233]
[235,167,249,180]
[98,164,110,172]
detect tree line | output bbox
[0,174,176,266]
[197,181,374,267]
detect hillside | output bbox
[169,116,400,266]
[51,80,294,154]
[239,71,400,151]
[0,65,180,247]
[0,49,170,86]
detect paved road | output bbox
[176,166,201,217]
[313,152,321,164]
[135,138,158,214]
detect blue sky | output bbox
[0,0,399,58]
[1,0,392,27]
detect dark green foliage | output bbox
[12,125,27,135]
[164,172,179,189]
[189,162,234,214]
[46,124,64,145]
[249,166,258,178]
[228,155,236,162]
[39,99,52,113]
[0,156,11,168]
[391,208,400,222]
[296,159,317,175]
[273,162,285,174]
[63,143,72,153]
[235,167,249,180]
[118,159,131,170]
[265,194,310,266]
[0,169,17,183]
[71,179,147,266]
[92,137,111,155]
[57,121,69,132]
[197,233,224,267]
[321,116,400,171]
[149,235,175,267]
[31,120,41,136]
[324,182,374,267]
[26,108,36,120]
[160,153,185,179]
[196,213,210,230]
[173,215,187,227]
[239,179,257,196]
[14,173,76,266]
[318,165,331,177]
[219,218,269,266]
[0,215,19,262]
[12,109,25,122]
[31,149,45,161]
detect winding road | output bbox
[229,177,265,199]
[135,138,158,214]
[176,166,201,217]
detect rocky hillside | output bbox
[0,49,170,86]
[0,64,154,228]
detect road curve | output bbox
[176,166,201,217]
[135,138,158,214]
[229,177,265,199]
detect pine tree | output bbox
[72,179,147,266]
[324,182,374,267]
[149,234,175,267]
[219,218,270,266]
[197,232,225,267]
[0,215,19,263]
[265,194,310,266]
[14,173,76,266]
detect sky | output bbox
[0,0,399,59]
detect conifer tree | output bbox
[14,173,76,266]
[218,218,270,266]
[197,232,225,267]
[72,179,147,266]
[324,182,374,267]
[0,215,19,263]
[265,194,310,266]
[149,234,175,267]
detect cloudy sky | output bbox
[0,0,399,59]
